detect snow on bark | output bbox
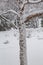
[19,17,27,65]
[18,0,28,65]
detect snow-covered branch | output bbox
[25,10,43,22]
[20,0,43,11]
[7,9,20,17]
[20,1,28,11]
[0,15,10,22]
[0,9,20,17]
[29,0,41,3]
[0,15,17,29]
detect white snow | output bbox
[26,28,43,65]
[0,29,20,65]
[29,0,41,3]
[0,28,43,65]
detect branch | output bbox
[21,0,43,11]
[0,9,20,17]
[29,0,42,4]
[25,10,43,22]
[0,15,10,22]
[7,9,20,17]
[20,1,28,11]
[0,15,17,29]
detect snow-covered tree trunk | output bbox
[19,16,27,65]
[18,0,27,65]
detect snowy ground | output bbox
[26,28,43,65]
[0,29,20,65]
[0,28,43,65]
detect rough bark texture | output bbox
[19,16,27,65]
[18,0,27,65]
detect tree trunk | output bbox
[19,17,27,65]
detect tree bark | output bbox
[19,17,27,65]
